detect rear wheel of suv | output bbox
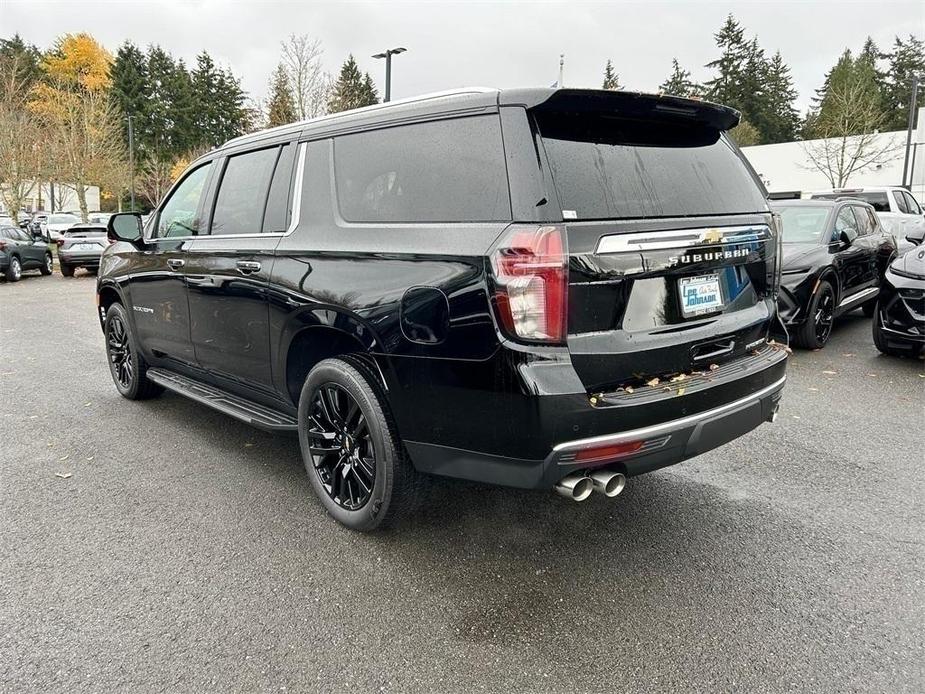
[793,280,835,349]
[104,302,163,400]
[5,256,22,282]
[297,357,421,532]
[862,298,876,317]
[60,262,74,277]
[40,253,53,275]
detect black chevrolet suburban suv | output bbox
[99,88,788,531]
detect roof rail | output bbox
[222,87,499,148]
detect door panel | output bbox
[128,239,196,364]
[832,206,869,297]
[185,236,279,389]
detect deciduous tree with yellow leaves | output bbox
[28,33,126,221]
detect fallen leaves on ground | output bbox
[821,370,838,375]
[54,472,71,479]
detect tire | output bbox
[103,302,163,400]
[60,262,74,277]
[297,357,422,532]
[793,280,835,349]
[40,253,53,276]
[871,301,916,357]
[5,256,22,282]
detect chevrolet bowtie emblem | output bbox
[701,229,724,244]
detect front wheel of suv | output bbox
[60,262,74,277]
[297,357,422,532]
[104,302,163,400]
[793,280,835,349]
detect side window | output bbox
[211,147,279,236]
[262,143,296,233]
[157,163,213,238]
[835,207,859,242]
[903,191,921,215]
[867,208,880,231]
[852,207,872,235]
[892,190,909,214]
[333,115,511,223]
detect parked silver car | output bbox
[57,223,109,276]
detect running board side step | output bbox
[837,286,878,309]
[146,368,298,432]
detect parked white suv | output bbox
[809,187,925,250]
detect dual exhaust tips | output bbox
[554,469,626,502]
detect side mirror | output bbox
[838,230,855,248]
[108,213,143,244]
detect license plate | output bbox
[679,274,724,317]
[72,243,98,251]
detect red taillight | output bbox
[490,225,568,343]
[56,238,65,246]
[0,240,6,251]
[574,440,643,463]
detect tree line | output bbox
[603,15,923,150]
[0,32,380,218]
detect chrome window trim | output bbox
[147,142,307,244]
[595,225,771,254]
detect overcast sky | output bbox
[2,1,922,113]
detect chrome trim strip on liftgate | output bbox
[595,225,771,254]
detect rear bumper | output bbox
[402,348,788,489]
[58,251,101,267]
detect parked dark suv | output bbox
[99,88,788,530]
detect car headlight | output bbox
[889,264,925,280]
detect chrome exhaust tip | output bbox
[554,473,594,502]
[590,469,626,498]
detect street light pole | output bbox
[901,76,920,189]
[372,47,407,102]
[127,114,136,212]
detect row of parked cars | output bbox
[770,185,925,357]
[0,211,112,281]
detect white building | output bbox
[741,107,925,201]
[0,181,101,215]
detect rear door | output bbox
[184,142,297,391]
[531,104,776,393]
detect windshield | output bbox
[48,214,78,224]
[535,112,768,220]
[774,205,831,243]
[812,192,890,213]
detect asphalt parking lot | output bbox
[1,271,923,693]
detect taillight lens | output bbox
[490,224,568,343]
[769,213,783,298]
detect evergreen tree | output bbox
[110,42,149,149]
[761,51,800,143]
[659,58,698,97]
[266,63,297,127]
[143,46,180,164]
[804,48,886,140]
[882,34,925,130]
[602,59,620,90]
[0,34,42,87]
[190,53,248,148]
[737,38,769,138]
[327,55,378,113]
[703,14,750,109]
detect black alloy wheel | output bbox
[813,286,835,344]
[297,357,422,531]
[793,280,836,349]
[307,383,376,511]
[102,302,162,400]
[107,312,134,389]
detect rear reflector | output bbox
[490,225,568,343]
[573,440,644,463]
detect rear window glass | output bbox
[536,112,767,220]
[333,115,511,223]
[211,147,279,235]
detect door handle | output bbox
[167,258,185,270]
[236,260,262,274]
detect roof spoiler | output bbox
[501,88,740,132]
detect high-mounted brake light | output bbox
[490,225,568,343]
